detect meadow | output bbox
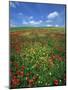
[10,27,66,88]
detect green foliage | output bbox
[10,28,66,88]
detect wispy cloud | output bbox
[47,11,59,19]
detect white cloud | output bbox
[10,20,16,27]
[46,24,59,27]
[29,20,37,24]
[22,19,43,26]
[29,20,42,25]
[46,24,53,27]
[10,2,16,8]
[47,11,59,19]
[55,25,59,27]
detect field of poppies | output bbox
[10,27,66,89]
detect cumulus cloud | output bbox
[47,11,59,19]
[10,2,16,8]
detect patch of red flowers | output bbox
[26,73,38,87]
[54,80,59,85]
[11,76,20,88]
[28,79,34,87]
[16,71,24,77]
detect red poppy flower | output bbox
[54,80,59,85]
[16,71,24,77]
[21,65,25,71]
[28,79,34,85]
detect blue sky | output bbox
[9,1,66,27]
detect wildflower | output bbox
[11,76,20,88]
[29,79,33,84]
[54,80,59,85]
[28,79,34,87]
[21,65,25,71]
[16,71,24,77]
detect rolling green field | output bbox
[10,27,66,88]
